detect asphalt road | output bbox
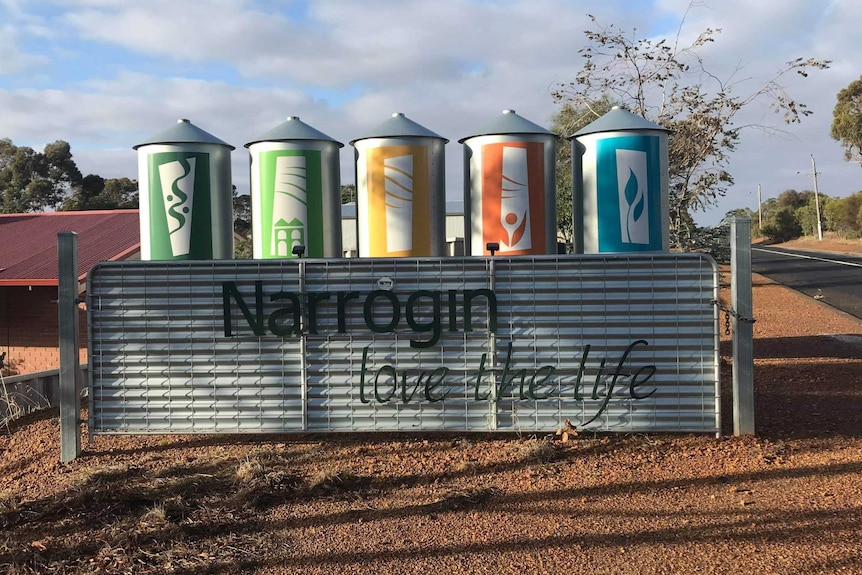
[751,246,862,320]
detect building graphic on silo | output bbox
[270,155,308,257]
[255,149,325,259]
[246,116,343,259]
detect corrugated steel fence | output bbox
[87,254,720,434]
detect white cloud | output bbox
[1,0,861,225]
[61,0,610,88]
[0,25,50,75]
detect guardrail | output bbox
[0,366,87,426]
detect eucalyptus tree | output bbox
[0,138,83,213]
[831,75,862,165]
[552,7,829,247]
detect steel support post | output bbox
[58,232,81,462]
[488,255,498,429]
[731,218,755,435]
[298,258,308,431]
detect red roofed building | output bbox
[0,210,141,374]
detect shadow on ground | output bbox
[720,334,862,440]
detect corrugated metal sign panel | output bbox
[87,254,719,434]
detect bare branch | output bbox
[550,4,829,246]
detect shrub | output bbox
[761,207,802,243]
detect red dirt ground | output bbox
[1,244,861,574]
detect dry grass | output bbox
[510,437,559,463]
[236,455,267,484]
[138,503,168,527]
[0,378,25,432]
[0,490,21,514]
[427,487,499,512]
[305,466,375,500]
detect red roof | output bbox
[0,210,140,286]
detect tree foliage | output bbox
[752,188,862,241]
[550,96,616,246]
[823,192,862,239]
[0,138,83,212]
[234,235,253,259]
[775,189,815,211]
[0,138,143,213]
[760,207,803,243]
[59,176,138,211]
[552,7,830,248]
[720,207,757,226]
[232,188,253,258]
[831,76,862,165]
[340,184,356,204]
[794,204,817,237]
[233,189,251,236]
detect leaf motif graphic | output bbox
[632,188,645,222]
[624,168,638,206]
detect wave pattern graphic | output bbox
[500,147,531,252]
[383,154,414,253]
[158,158,196,257]
[271,156,308,257]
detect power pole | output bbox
[810,155,823,241]
[757,184,762,229]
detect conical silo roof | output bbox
[570,106,667,138]
[244,116,343,148]
[350,112,447,145]
[458,109,552,142]
[133,118,234,150]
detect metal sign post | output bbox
[58,231,81,462]
[731,218,755,435]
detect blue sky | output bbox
[1,0,860,225]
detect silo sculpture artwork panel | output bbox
[570,106,670,254]
[480,142,546,254]
[255,150,323,258]
[596,135,663,252]
[352,113,447,258]
[366,144,429,257]
[147,152,212,259]
[135,119,235,261]
[460,110,556,256]
[246,116,343,259]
